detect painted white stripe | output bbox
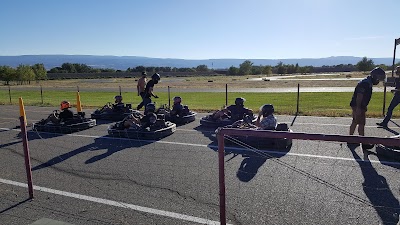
[0,178,227,225]
[2,127,400,166]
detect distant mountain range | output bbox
[0,55,398,70]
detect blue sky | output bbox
[0,0,399,59]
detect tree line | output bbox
[1,57,399,85]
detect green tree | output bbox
[356,57,375,72]
[196,64,209,72]
[31,63,47,80]
[61,63,77,73]
[0,66,16,85]
[16,64,35,84]
[239,60,253,75]
[262,65,272,75]
[277,62,287,74]
[228,66,239,75]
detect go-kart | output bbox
[200,112,257,127]
[91,103,137,121]
[375,135,400,160]
[32,111,96,134]
[107,112,176,140]
[156,104,197,125]
[219,117,292,150]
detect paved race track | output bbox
[0,105,399,225]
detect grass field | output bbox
[0,89,397,118]
[1,73,398,117]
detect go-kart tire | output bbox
[169,112,197,124]
[108,121,176,140]
[32,118,96,134]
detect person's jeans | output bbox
[383,94,400,124]
[137,96,151,110]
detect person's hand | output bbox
[154,95,159,98]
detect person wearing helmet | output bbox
[212,97,253,121]
[113,95,125,111]
[170,96,184,117]
[255,104,277,130]
[137,71,147,99]
[43,100,74,124]
[137,73,160,110]
[377,66,400,127]
[124,102,157,129]
[349,67,385,136]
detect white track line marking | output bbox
[1,127,400,166]
[0,178,226,225]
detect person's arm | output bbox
[255,111,262,127]
[148,86,158,98]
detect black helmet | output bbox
[142,71,147,77]
[260,104,274,116]
[173,96,182,103]
[145,102,156,113]
[114,95,122,103]
[152,73,161,81]
[235,97,246,106]
[370,67,385,81]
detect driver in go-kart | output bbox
[212,97,253,121]
[123,103,157,129]
[44,100,74,124]
[255,104,277,130]
[101,95,125,112]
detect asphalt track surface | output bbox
[0,105,399,225]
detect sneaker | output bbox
[376,122,387,127]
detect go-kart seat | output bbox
[275,123,289,131]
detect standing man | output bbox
[376,66,400,127]
[137,71,147,98]
[137,73,160,110]
[349,67,386,136]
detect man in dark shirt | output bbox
[349,67,385,136]
[57,100,74,122]
[212,97,253,121]
[113,95,125,111]
[170,96,184,117]
[137,73,160,110]
[376,66,400,127]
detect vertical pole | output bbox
[383,85,387,116]
[19,98,34,199]
[8,86,11,104]
[77,86,80,92]
[119,86,122,96]
[76,91,83,113]
[391,39,397,78]
[225,84,228,106]
[217,132,226,225]
[296,83,300,115]
[385,39,398,115]
[168,86,171,109]
[40,85,43,104]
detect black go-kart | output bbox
[219,117,293,150]
[156,104,197,125]
[32,111,96,134]
[375,135,400,161]
[107,113,176,140]
[200,112,257,127]
[91,103,137,121]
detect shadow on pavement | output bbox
[348,144,400,225]
[32,136,151,170]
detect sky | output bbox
[0,0,399,59]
